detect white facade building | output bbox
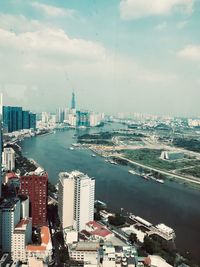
[89,113,103,127]
[56,108,64,123]
[2,147,15,171]
[20,197,30,219]
[41,112,50,123]
[68,242,99,265]
[63,227,78,245]
[12,218,32,262]
[0,198,21,252]
[58,171,95,231]
[68,113,77,127]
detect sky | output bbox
[0,0,200,116]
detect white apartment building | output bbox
[0,198,21,252]
[68,241,99,265]
[12,218,32,262]
[89,113,103,127]
[2,147,15,171]
[20,196,29,219]
[41,112,50,123]
[58,171,95,231]
[68,113,77,127]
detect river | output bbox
[20,124,200,264]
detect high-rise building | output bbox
[58,171,95,231]
[76,111,90,127]
[22,111,30,129]
[20,168,48,227]
[12,218,32,262]
[3,106,23,132]
[68,113,77,127]
[56,108,64,123]
[0,198,21,252]
[2,147,15,171]
[41,112,50,123]
[29,112,36,130]
[3,106,36,133]
[71,92,76,110]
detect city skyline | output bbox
[0,0,200,116]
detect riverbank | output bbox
[88,145,200,189]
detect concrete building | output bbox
[85,221,113,241]
[68,113,77,127]
[89,112,103,127]
[58,171,95,231]
[0,198,21,252]
[26,226,53,264]
[20,168,48,226]
[12,218,32,262]
[41,112,50,124]
[56,108,64,123]
[76,111,90,128]
[20,196,30,219]
[68,241,99,265]
[63,227,78,245]
[2,147,15,171]
[155,224,175,240]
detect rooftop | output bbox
[26,226,52,252]
[14,218,32,232]
[71,241,99,251]
[0,198,20,210]
[86,221,112,238]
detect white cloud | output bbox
[31,2,75,17]
[155,22,167,31]
[0,27,106,64]
[120,0,195,20]
[176,20,189,29]
[0,14,43,33]
[177,44,200,61]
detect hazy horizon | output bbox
[0,0,200,116]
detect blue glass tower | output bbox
[22,110,30,129]
[29,113,36,130]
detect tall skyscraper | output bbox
[22,110,30,129]
[56,108,64,123]
[2,147,15,171]
[0,198,21,252]
[3,106,36,133]
[76,111,90,127]
[71,92,76,110]
[29,112,36,130]
[58,171,95,231]
[20,169,48,227]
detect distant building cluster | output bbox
[188,118,200,127]
[38,92,104,129]
[3,106,36,133]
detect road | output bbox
[116,155,200,185]
[48,220,61,266]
